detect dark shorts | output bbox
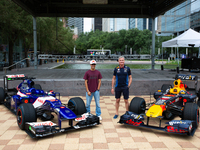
[115,86,129,99]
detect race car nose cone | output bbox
[146,105,163,118]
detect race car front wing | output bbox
[25,115,100,138]
[119,111,197,136]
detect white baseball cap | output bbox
[90,60,96,65]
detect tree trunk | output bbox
[8,41,14,70]
[25,48,30,67]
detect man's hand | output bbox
[88,91,91,96]
[111,88,114,94]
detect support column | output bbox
[33,17,38,69]
[151,18,155,70]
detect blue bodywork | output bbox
[11,79,77,128]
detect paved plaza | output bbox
[0,61,200,150]
[0,95,200,150]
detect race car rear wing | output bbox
[4,74,26,93]
[175,74,198,92]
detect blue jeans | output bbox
[86,90,101,116]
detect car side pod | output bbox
[118,112,197,136]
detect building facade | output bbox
[66,17,84,35]
[102,18,129,32]
[129,18,152,31]
[92,18,102,31]
[157,0,191,35]
[191,10,200,32]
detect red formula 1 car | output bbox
[119,74,199,136]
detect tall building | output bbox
[66,17,84,35]
[190,0,200,32]
[129,18,152,31]
[92,18,102,31]
[102,18,129,32]
[157,0,191,35]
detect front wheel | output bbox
[16,103,37,130]
[68,97,86,116]
[182,103,199,128]
[129,97,146,114]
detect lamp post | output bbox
[125,45,127,55]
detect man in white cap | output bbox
[83,60,102,120]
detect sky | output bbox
[84,18,92,33]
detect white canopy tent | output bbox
[162,28,200,48]
[161,28,200,72]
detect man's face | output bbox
[90,64,96,69]
[118,58,125,66]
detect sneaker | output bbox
[98,116,102,121]
[113,115,118,119]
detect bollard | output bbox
[57,59,59,63]
[62,59,64,63]
[161,65,164,70]
[176,67,179,73]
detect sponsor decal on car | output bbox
[27,121,57,127]
[126,119,143,126]
[17,91,27,97]
[33,96,56,108]
[75,113,90,121]
[6,74,25,78]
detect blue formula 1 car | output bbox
[0,74,99,138]
[119,74,199,136]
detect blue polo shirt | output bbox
[113,65,131,87]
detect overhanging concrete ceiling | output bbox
[12,0,186,18]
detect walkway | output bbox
[0,95,200,150]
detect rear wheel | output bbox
[68,97,86,116]
[16,103,37,130]
[0,87,5,104]
[129,97,146,114]
[161,84,172,93]
[182,103,199,128]
[33,84,42,90]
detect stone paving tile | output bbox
[0,95,200,150]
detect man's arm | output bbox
[111,75,116,94]
[84,80,89,92]
[97,79,101,90]
[85,80,91,96]
[128,75,132,88]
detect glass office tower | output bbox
[66,17,84,35]
[157,0,191,34]
[129,18,152,31]
[102,18,129,32]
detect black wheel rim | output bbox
[140,101,146,113]
[68,102,75,112]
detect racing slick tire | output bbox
[16,103,37,130]
[183,103,199,128]
[161,84,172,93]
[33,84,42,90]
[129,97,146,114]
[68,97,86,116]
[0,87,5,104]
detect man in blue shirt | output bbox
[111,56,132,119]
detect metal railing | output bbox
[4,58,30,73]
